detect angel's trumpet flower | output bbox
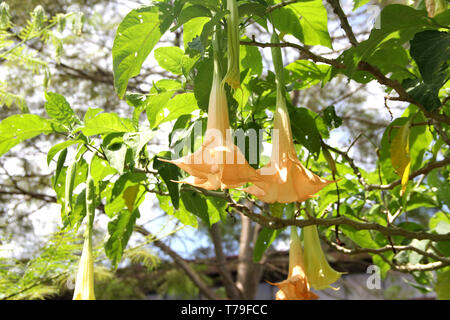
[303,225,342,290]
[242,82,333,203]
[160,55,260,190]
[268,227,318,300]
[73,231,95,300]
[223,0,240,89]
[73,177,95,300]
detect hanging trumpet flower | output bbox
[223,0,241,89]
[73,176,96,300]
[268,227,318,300]
[159,38,260,190]
[303,225,343,290]
[242,33,333,203]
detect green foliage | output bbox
[112,5,178,98]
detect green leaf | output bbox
[410,30,450,84]
[240,42,263,77]
[286,60,331,90]
[46,139,80,166]
[153,153,181,209]
[402,77,447,111]
[102,133,129,174]
[271,7,303,42]
[82,112,134,136]
[183,17,210,49]
[322,105,342,129]
[341,224,379,249]
[148,93,198,129]
[193,56,213,111]
[53,148,67,189]
[253,227,283,263]
[342,4,441,76]
[173,4,211,30]
[287,0,332,48]
[44,92,78,126]
[428,169,450,208]
[290,107,322,157]
[105,209,140,268]
[181,190,210,226]
[0,114,54,157]
[84,107,104,122]
[123,129,156,163]
[89,156,117,183]
[155,46,191,75]
[112,6,175,98]
[105,172,147,217]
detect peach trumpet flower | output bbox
[268,227,318,300]
[303,225,343,290]
[242,83,333,203]
[159,57,260,190]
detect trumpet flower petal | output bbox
[268,227,318,300]
[243,83,333,203]
[160,54,259,190]
[303,225,343,290]
[73,234,95,300]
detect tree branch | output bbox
[209,223,243,299]
[227,199,450,242]
[326,0,358,47]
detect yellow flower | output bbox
[223,0,240,89]
[73,234,95,300]
[303,225,342,290]
[160,56,260,190]
[242,82,333,203]
[268,227,318,300]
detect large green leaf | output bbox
[286,60,331,90]
[193,55,213,111]
[105,209,140,268]
[104,172,147,217]
[44,92,78,126]
[403,30,450,111]
[82,112,134,136]
[183,17,210,49]
[172,4,211,30]
[112,6,175,98]
[147,93,198,129]
[271,7,303,42]
[0,114,54,157]
[342,5,442,76]
[154,46,197,76]
[410,30,450,84]
[286,0,332,48]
